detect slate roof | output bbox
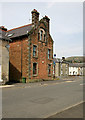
[53,58,69,64]
[53,58,62,63]
[0,29,10,41]
[7,24,33,39]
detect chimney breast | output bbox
[31,9,39,27]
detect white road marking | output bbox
[80,83,85,85]
[66,81,74,83]
[0,85,14,88]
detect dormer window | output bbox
[38,28,46,42]
[43,34,45,41]
[40,30,43,40]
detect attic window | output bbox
[38,28,46,41]
[40,30,43,40]
[43,34,46,41]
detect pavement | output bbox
[44,102,84,119]
[0,76,83,89]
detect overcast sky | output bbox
[0,2,83,58]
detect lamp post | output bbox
[5,44,10,51]
[53,54,56,78]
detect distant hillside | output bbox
[66,56,84,63]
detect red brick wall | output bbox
[9,22,53,82]
[9,36,29,82]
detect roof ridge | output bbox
[7,24,32,32]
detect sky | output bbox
[0,2,83,58]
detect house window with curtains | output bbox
[40,30,43,40]
[48,64,51,75]
[38,28,46,42]
[33,63,37,75]
[43,34,46,41]
[33,45,37,57]
[38,32,40,40]
[48,49,51,59]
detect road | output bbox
[2,78,83,118]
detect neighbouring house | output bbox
[69,63,84,76]
[0,26,10,84]
[6,9,53,83]
[66,56,84,63]
[53,57,69,77]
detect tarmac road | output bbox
[2,77,83,118]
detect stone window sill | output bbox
[48,74,51,77]
[33,74,38,77]
[33,56,38,59]
[48,58,52,61]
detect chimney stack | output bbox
[0,26,7,31]
[43,15,50,33]
[62,57,65,61]
[31,9,39,27]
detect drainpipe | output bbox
[27,32,31,79]
[21,37,22,81]
[59,61,60,76]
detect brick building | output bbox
[7,9,53,82]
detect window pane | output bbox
[48,64,51,74]
[38,33,40,40]
[33,63,37,74]
[43,34,45,41]
[33,45,37,57]
[48,49,51,59]
[40,30,43,40]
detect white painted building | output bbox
[0,65,3,82]
[0,26,10,84]
[69,63,84,76]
